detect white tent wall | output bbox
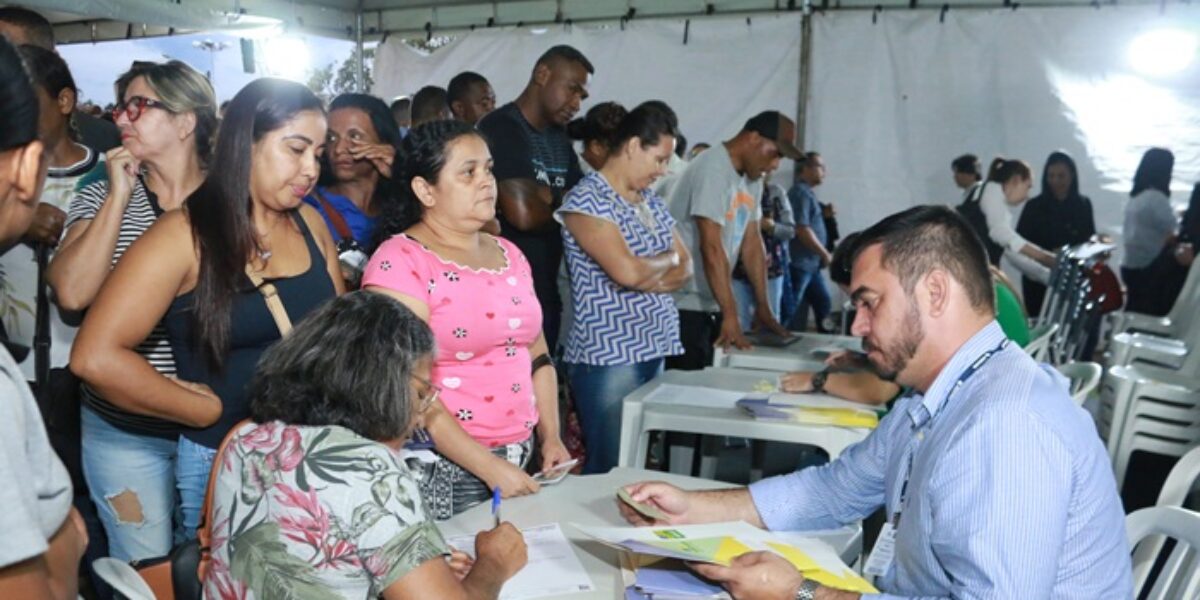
[374,14,805,184]
[807,5,1200,250]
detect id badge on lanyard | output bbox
[864,339,1008,578]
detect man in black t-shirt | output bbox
[477,45,592,350]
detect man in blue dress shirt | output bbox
[620,205,1131,600]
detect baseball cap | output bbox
[742,111,803,160]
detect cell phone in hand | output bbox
[532,458,579,485]
[616,488,668,521]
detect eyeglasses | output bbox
[414,377,441,413]
[114,96,170,122]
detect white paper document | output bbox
[445,523,594,600]
[641,384,751,408]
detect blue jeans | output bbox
[732,276,784,332]
[176,436,217,540]
[568,359,664,474]
[787,267,833,331]
[81,406,178,561]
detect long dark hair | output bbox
[1131,147,1173,197]
[1039,150,1081,201]
[187,78,324,371]
[608,103,680,154]
[321,93,403,213]
[0,38,38,152]
[371,119,481,252]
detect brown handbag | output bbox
[130,265,295,598]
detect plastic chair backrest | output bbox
[1127,506,1200,600]
[93,557,157,600]
[1025,322,1058,362]
[1055,361,1101,406]
[1160,445,1200,508]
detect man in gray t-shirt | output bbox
[666,111,803,370]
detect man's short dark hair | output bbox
[390,96,411,112]
[830,231,861,288]
[852,205,995,312]
[951,153,980,177]
[447,71,489,106]
[0,6,54,49]
[535,44,594,75]
[800,151,821,167]
[411,85,449,123]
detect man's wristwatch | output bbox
[810,369,830,394]
[795,579,820,600]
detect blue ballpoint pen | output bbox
[491,486,501,527]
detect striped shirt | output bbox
[66,173,178,435]
[749,321,1132,599]
[556,172,683,366]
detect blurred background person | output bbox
[1016,151,1096,314]
[1121,147,1179,316]
[447,71,496,127]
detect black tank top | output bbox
[164,211,336,448]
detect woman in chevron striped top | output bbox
[556,102,692,474]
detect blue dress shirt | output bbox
[749,321,1132,599]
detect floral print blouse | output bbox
[204,421,448,599]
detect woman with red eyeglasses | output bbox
[46,60,217,563]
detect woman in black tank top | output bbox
[71,79,344,539]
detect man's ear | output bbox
[532,63,551,87]
[450,99,464,119]
[923,269,951,318]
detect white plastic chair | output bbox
[1159,444,1200,508]
[1107,330,1191,370]
[1054,361,1102,406]
[1126,506,1200,599]
[1024,322,1058,362]
[92,557,157,600]
[1111,260,1200,337]
[1109,373,1200,491]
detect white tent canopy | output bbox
[11,0,1168,44]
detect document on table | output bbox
[641,384,758,408]
[444,523,594,600]
[574,520,877,594]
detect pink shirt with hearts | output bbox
[363,233,542,446]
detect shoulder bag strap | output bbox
[312,188,354,244]
[244,266,293,336]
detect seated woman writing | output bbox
[204,291,527,599]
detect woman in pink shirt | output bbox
[363,120,571,518]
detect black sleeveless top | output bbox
[164,212,336,448]
[957,183,1004,267]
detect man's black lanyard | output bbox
[892,339,1010,527]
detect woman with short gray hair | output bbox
[204,291,528,599]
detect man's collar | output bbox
[905,320,1006,428]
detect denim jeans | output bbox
[787,267,833,331]
[731,276,785,332]
[176,436,217,539]
[567,358,665,474]
[81,406,178,561]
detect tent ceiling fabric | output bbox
[11,0,1166,43]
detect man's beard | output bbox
[864,301,924,382]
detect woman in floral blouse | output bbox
[204,291,527,599]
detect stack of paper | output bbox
[737,394,880,429]
[576,521,877,596]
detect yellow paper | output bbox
[767,542,879,593]
[789,407,879,429]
